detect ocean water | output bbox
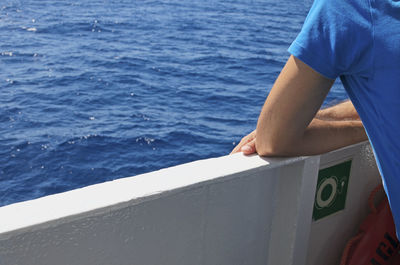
[0,0,347,207]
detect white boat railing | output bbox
[0,141,380,265]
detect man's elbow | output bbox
[255,137,291,157]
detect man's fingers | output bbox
[242,130,256,143]
[241,138,256,155]
[230,130,256,154]
[230,144,241,154]
[230,141,246,154]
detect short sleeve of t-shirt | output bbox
[288,0,373,79]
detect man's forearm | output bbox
[315,100,360,121]
[257,118,367,156]
[256,99,368,157]
[236,101,367,156]
[289,119,366,155]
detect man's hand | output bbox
[230,130,257,155]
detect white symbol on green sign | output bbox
[316,177,337,208]
[313,160,352,221]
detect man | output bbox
[231,0,400,237]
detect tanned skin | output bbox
[231,55,367,156]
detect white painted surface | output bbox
[306,142,381,265]
[0,142,380,265]
[0,153,274,235]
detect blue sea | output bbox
[0,0,347,207]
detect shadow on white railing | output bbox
[0,141,380,265]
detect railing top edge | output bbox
[0,153,309,237]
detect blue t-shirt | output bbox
[289,0,400,235]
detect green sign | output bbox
[313,160,352,221]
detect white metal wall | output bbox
[306,142,381,265]
[0,142,380,265]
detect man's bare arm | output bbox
[231,56,367,156]
[316,100,360,121]
[230,101,363,155]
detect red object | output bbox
[340,185,400,265]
